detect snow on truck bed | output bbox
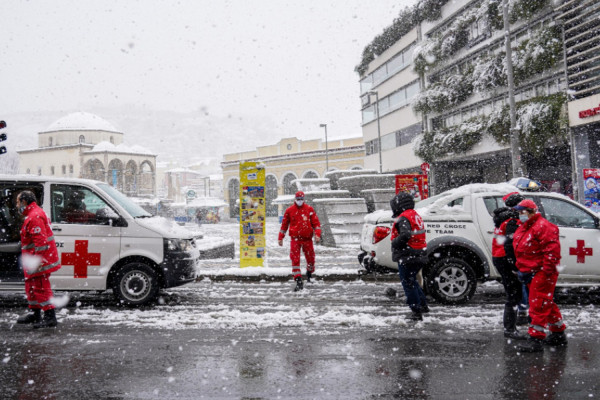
[364,183,519,224]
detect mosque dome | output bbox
[43,112,121,133]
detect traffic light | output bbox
[0,120,6,155]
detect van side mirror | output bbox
[96,207,126,227]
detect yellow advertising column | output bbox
[239,162,266,267]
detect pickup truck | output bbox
[358,183,600,304]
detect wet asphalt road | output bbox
[1,280,600,400]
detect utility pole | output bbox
[503,0,523,178]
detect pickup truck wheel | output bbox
[426,257,477,305]
[113,262,159,306]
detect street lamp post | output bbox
[502,0,523,178]
[319,123,329,173]
[367,91,383,173]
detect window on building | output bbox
[49,137,53,146]
[37,167,42,176]
[26,168,31,174]
[362,105,375,124]
[69,164,74,174]
[110,136,114,144]
[50,166,55,175]
[380,132,396,151]
[79,135,85,144]
[360,75,373,94]
[62,165,66,175]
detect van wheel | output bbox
[426,257,477,305]
[113,263,159,306]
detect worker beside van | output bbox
[16,190,62,329]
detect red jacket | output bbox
[492,218,520,257]
[278,203,321,241]
[512,213,561,274]
[20,202,61,278]
[391,209,426,250]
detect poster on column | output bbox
[583,168,600,212]
[239,162,266,267]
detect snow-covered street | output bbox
[2,279,600,399]
[2,219,600,399]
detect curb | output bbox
[195,273,399,283]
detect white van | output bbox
[0,175,200,306]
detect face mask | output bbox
[295,200,304,206]
[519,214,529,223]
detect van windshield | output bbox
[98,184,152,218]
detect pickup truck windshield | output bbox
[98,183,152,218]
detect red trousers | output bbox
[290,238,315,279]
[527,271,565,339]
[25,274,55,311]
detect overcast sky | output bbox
[2,0,417,144]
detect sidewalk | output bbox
[193,219,399,283]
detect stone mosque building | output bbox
[18,112,157,197]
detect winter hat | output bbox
[503,192,524,207]
[514,199,537,211]
[390,192,415,217]
[295,191,305,199]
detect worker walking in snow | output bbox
[278,191,321,291]
[512,199,567,352]
[390,192,429,321]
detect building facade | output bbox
[359,0,579,197]
[559,0,600,203]
[18,112,157,197]
[221,137,365,217]
[359,27,423,175]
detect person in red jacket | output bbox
[278,191,321,291]
[512,199,567,352]
[492,192,526,339]
[16,190,62,329]
[390,192,428,321]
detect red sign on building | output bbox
[395,174,429,201]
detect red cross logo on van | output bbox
[61,240,101,278]
[569,240,592,264]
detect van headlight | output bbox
[165,238,193,252]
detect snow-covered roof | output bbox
[87,141,155,155]
[186,197,228,207]
[43,112,121,133]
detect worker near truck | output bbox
[390,192,429,321]
[512,199,567,353]
[492,192,527,339]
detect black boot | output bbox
[516,310,529,326]
[406,310,423,321]
[544,331,568,347]
[33,309,58,329]
[516,337,544,353]
[421,304,430,314]
[503,304,527,340]
[17,309,42,324]
[306,271,312,283]
[294,277,304,292]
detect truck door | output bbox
[49,184,122,290]
[538,196,600,278]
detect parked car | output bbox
[358,183,600,304]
